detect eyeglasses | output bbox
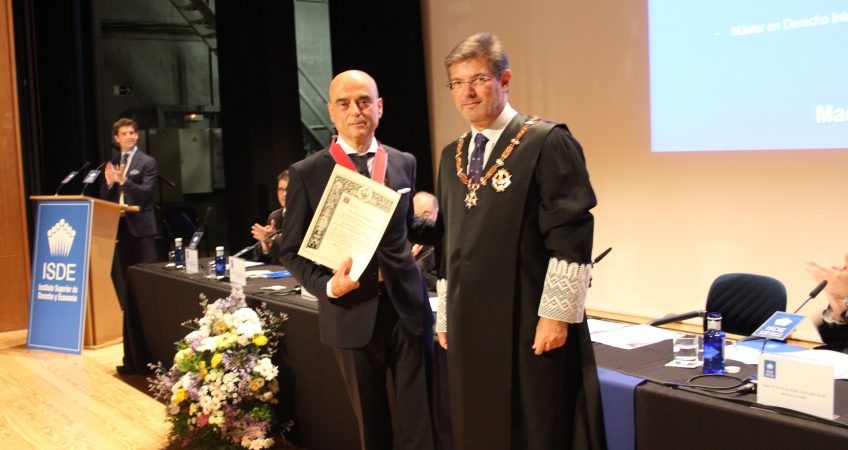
[333,98,374,111]
[446,75,494,91]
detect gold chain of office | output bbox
[455,116,538,208]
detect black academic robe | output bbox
[437,113,606,450]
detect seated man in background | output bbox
[806,254,848,352]
[250,170,288,264]
[412,191,439,292]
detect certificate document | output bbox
[298,165,400,281]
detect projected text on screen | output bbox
[649,1,848,152]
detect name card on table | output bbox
[184,248,200,274]
[229,256,247,287]
[758,352,834,419]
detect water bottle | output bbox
[173,237,185,269]
[214,246,226,277]
[703,312,726,374]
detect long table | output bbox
[125,263,848,449]
[593,337,848,448]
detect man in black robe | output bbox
[435,32,606,450]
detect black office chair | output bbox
[647,273,787,336]
[705,273,787,335]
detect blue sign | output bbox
[763,359,777,379]
[188,231,203,250]
[27,201,92,354]
[750,311,806,341]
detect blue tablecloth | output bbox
[597,367,645,450]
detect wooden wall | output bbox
[0,0,31,331]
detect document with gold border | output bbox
[298,165,400,281]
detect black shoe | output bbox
[116,365,133,375]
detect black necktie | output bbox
[352,153,372,176]
[121,153,129,166]
[469,133,488,183]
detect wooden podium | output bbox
[30,195,138,349]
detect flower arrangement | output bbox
[149,286,289,449]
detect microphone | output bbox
[792,280,828,314]
[196,206,213,232]
[592,247,612,265]
[734,280,829,346]
[646,309,706,327]
[232,229,282,258]
[54,161,90,195]
[79,161,107,195]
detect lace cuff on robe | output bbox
[538,257,591,324]
[436,278,448,333]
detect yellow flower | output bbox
[198,360,207,380]
[213,320,229,334]
[172,388,187,405]
[250,379,265,391]
[210,353,223,368]
[253,335,268,346]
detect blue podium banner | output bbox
[27,200,92,354]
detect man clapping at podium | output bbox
[100,117,159,375]
[101,117,159,273]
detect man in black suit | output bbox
[280,70,436,450]
[101,117,159,273]
[100,117,158,374]
[251,169,288,264]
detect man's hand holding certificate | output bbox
[297,165,400,280]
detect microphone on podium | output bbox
[79,161,107,195]
[54,161,90,195]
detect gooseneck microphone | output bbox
[734,279,829,347]
[196,206,213,232]
[792,279,828,314]
[54,161,90,195]
[232,229,282,258]
[79,161,107,195]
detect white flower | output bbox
[208,410,225,426]
[243,437,274,449]
[196,336,218,352]
[254,357,279,381]
[184,329,209,343]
